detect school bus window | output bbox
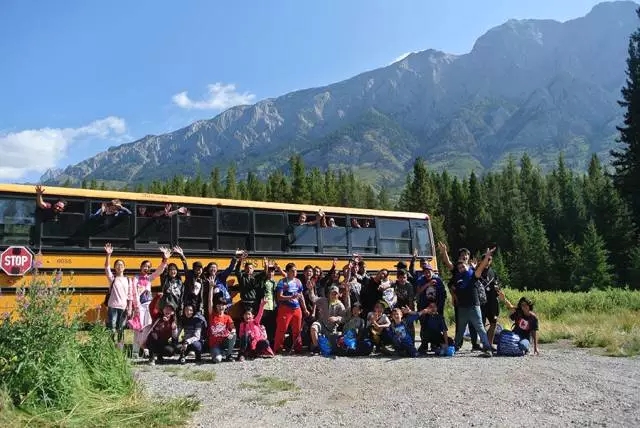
[0,198,35,246]
[378,218,411,255]
[219,209,250,232]
[254,212,285,252]
[322,216,347,254]
[135,205,171,246]
[411,219,433,257]
[286,212,318,253]
[255,212,285,234]
[178,207,213,251]
[87,201,131,240]
[41,200,86,245]
[351,224,376,255]
[218,234,249,251]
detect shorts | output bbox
[311,321,335,337]
[482,301,499,325]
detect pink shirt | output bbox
[132,261,167,307]
[239,300,267,349]
[106,267,133,310]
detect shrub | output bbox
[0,273,198,426]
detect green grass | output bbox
[488,289,640,357]
[240,376,299,393]
[0,276,200,427]
[163,367,216,382]
[239,376,299,407]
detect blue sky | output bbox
[0,0,609,182]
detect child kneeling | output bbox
[208,298,236,363]
[239,298,275,361]
[389,307,419,357]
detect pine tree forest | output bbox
[77,152,640,292]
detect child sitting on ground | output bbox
[309,285,347,355]
[367,301,392,354]
[238,297,275,361]
[178,304,206,364]
[389,306,419,357]
[208,298,237,363]
[499,291,540,355]
[145,303,179,365]
[335,282,372,356]
[418,299,449,355]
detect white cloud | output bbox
[172,82,256,110]
[0,116,126,181]
[389,51,417,65]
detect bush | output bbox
[0,274,198,426]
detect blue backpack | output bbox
[496,330,525,357]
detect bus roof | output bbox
[0,183,429,220]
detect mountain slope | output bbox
[49,1,639,187]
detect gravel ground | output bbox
[136,342,640,427]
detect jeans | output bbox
[454,306,491,351]
[210,334,236,359]
[273,305,303,353]
[454,305,478,346]
[519,339,530,353]
[106,307,127,343]
[182,341,204,359]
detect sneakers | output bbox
[149,356,157,366]
[142,349,150,358]
[479,349,493,358]
[213,354,223,364]
[471,344,483,352]
[237,355,245,362]
[187,351,196,358]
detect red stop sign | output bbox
[1,246,34,276]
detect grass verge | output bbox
[0,276,200,427]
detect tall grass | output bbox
[0,274,199,427]
[491,288,640,356]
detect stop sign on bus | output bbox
[1,246,34,276]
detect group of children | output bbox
[103,243,540,364]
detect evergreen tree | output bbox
[377,185,392,210]
[210,167,222,198]
[62,179,72,188]
[237,181,249,200]
[224,164,238,199]
[290,155,310,203]
[134,183,144,193]
[307,168,327,205]
[247,171,266,201]
[612,7,640,228]
[364,185,377,209]
[89,179,97,190]
[81,179,88,189]
[628,246,640,290]
[569,222,614,291]
[323,168,339,206]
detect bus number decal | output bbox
[56,258,73,265]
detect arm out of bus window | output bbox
[35,185,50,209]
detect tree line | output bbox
[73,153,639,291]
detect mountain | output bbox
[48,1,639,188]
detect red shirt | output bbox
[208,313,234,347]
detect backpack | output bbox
[474,279,487,305]
[496,330,525,357]
[104,279,114,307]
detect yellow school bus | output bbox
[0,184,436,321]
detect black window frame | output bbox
[0,196,37,247]
[253,210,286,253]
[376,217,412,256]
[216,208,250,252]
[285,211,319,254]
[176,206,215,251]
